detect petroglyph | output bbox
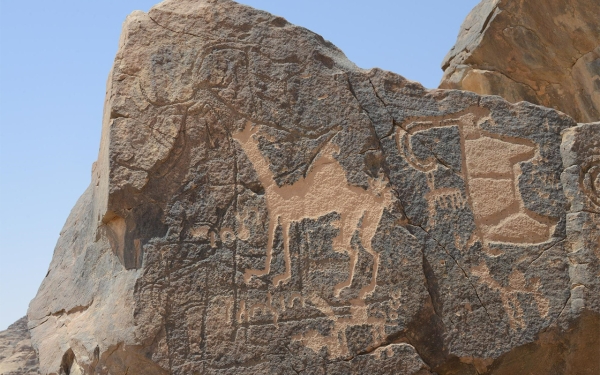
[472,262,550,330]
[582,157,600,207]
[291,293,395,359]
[396,110,556,245]
[31,1,588,372]
[233,121,393,297]
[234,286,406,360]
[230,120,405,359]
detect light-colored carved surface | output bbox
[464,137,534,177]
[396,109,555,246]
[232,121,400,358]
[468,178,515,220]
[234,121,392,293]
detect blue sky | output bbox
[0,0,479,330]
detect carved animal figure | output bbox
[396,111,555,245]
[233,122,393,297]
[471,262,550,330]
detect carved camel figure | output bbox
[233,122,393,298]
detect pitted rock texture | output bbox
[440,0,600,123]
[27,0,599,374]
[0,317,39,375]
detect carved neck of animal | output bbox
[233,121,340,191]
[232,121,391,209]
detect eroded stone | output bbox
[440,0,600,123]
[0,317,39,375]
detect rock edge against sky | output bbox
[440,0,600,123]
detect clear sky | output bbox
[0,0,479,330]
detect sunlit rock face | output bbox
[440,0,600,123]
[27,0,598,374]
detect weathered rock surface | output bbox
[27,0,599,374]
[561,122,600,317]
[440,0,600,123]
[0,317,39,375]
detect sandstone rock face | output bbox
[0,317,40,375]
[440,0,600,123]
[28,0,599,374]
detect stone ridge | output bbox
[25,0,599,374]
[440,0,600,123]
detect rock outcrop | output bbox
[0,317,40,375]
[440,0,600,123]
[27,0,599,374]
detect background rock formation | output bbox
[0,317,39,375]
[440,0,600,123]
[25,0,599,374]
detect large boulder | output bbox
[27,0,599,374]
[440,0,600,123]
